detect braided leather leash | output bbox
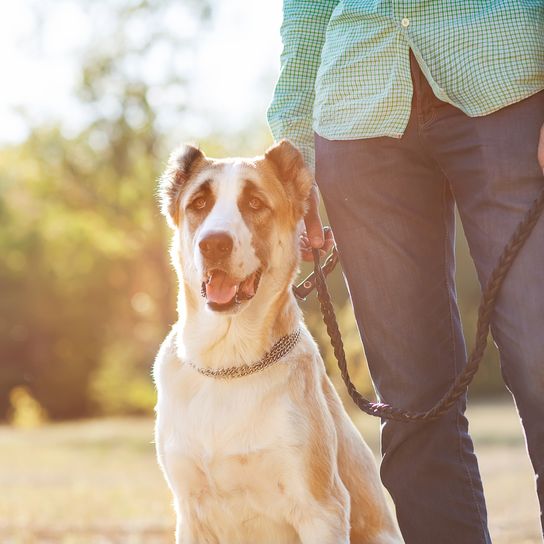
[294,187,544,421]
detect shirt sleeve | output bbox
[267,0,339,171]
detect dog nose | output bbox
[199,231,233,260]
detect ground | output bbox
[0,398,540,543]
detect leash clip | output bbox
[292,247,339,301]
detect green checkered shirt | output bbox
[267,0,544,170]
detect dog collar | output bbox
[185,328,301,379]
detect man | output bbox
[267,2,544,543]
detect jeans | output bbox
[314,54,544,544]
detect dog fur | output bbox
[153,140,403,544]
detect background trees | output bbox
[0,0,503,421]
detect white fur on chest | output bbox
[156,358,300,458]
[154,332,311,543]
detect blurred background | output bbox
[0,0,540,542]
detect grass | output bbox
[0,398,540,543]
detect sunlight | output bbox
[0,0,282,145]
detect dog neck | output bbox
[175,273,302,370]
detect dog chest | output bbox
[156,360,305,489]
[159,375,300,451]
[155,365,308,540]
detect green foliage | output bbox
[0,121,176,419]
[0,0,205,419]
[0,0,505,421]
[0,129,505,422]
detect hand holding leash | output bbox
[300,183,335,261]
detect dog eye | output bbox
[248,197,263,210]
[191,196,207,210]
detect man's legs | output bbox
[315,107,490,542]
[426,87,544,533]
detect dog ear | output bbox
[158,144,205,228]
[264,139,313,217]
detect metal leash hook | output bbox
[306,185,544,421]
[292,246,340,301]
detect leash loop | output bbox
[311,187,544,421]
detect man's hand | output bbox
[300,183,335,261]
[538,122,544,173]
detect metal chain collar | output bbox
[185,328,301,380]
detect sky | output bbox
[0,0,284,145]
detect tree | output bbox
[0,0,211,419]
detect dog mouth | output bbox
[201,268,262,311]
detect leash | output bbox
[293,187,544,421]
[292,246,340,301]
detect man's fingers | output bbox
[301,246,328,262]
[300,226,335,262]
[304,185,325,248]
[301,183,336,261]
[322,226,335,253]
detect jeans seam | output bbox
[421,106,437,129]
[440,175,489,543]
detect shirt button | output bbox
[401,17,410,28]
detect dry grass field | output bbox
[0,398,540,544]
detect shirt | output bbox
[267,0,544,170]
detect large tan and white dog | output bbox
[153,140,402,544]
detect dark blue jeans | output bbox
[315,56,544,544]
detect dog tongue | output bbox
[206,270,238,304]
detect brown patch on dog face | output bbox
[237,179,275,267]
[158,144,207,228]
[244,154,309,293]
[183,179,215,236]
[159,142,309,238]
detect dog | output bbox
[153,139,403,544]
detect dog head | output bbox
[159,139,313,315]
